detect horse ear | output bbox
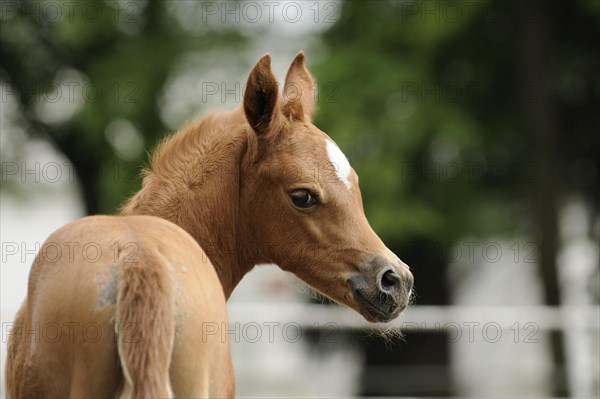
[244,53,280,135]
[282,51,315,122]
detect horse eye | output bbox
[289,189,319,209]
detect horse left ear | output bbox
[282,51,316,122]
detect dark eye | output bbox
[289,189,319,209]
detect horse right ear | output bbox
[244,53,280,135]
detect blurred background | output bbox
[1,0,599,397]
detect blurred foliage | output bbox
[310,2,598,395]
[313,0,599,246]
[1,0,245,213]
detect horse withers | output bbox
[5,52,413,398]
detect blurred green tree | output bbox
[1,0,245,213]
[312,0,598,395]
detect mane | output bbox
[120,108,249,217]
[148,112,231,183]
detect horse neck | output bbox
[121,110,255,298]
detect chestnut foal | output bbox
[5,52,413,398]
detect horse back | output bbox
[5,215,233,398]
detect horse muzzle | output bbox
[348,256,414,323]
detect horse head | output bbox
[240,52,413,322]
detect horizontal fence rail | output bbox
[2,305,598,332]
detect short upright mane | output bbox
[148,113,220,180]
[150,111,248,184]
[121,109,248,214]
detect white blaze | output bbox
[325,139,352,190]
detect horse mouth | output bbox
[346,259,413,323]
[352,289,403,323]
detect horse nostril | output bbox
[380,269,401,294]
